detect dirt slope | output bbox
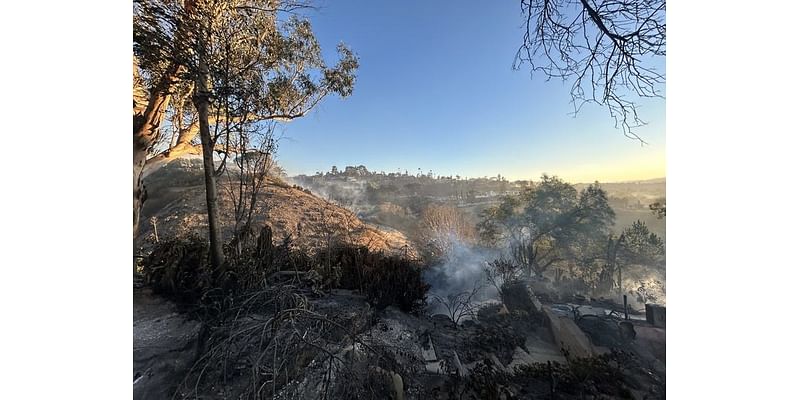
[135,156,416,257]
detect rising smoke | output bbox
[423,238,505,314]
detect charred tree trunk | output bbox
[194,37,226,271]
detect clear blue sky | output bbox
[276,0,665,183]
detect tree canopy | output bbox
[478,174,615,277]
[133,0,359,267]
[134,0,358,157]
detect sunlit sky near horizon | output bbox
[275,0,665,183]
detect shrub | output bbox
[141,227,312,314]
[142,229,428,314]
[327,244,429,313]
[140,234,213,305]
[270,177,291,188]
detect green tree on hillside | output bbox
[602,220,665,294]
[478,175,615,278]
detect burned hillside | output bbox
[136,156,416,258]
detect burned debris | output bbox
[136,237,665,399]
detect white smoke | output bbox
[423,239,504,315]
[285,176,371,215]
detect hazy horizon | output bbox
[281,159,666,185]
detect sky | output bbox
[275,0,665,183]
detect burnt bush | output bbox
[140,234,213,305]
[140,227,315,317]
[499,281,540,316]
[225,226,315,291]
[515,352,640,399]
[328,345,408,400]
[460,319,527,365]
[141,228,427,314]
[429,351,653,399]
[327,244,429,313]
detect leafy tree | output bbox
[478,175,615,278]
[133,0,358,269]
[604,220,665,295]
[619,220,665,267]
[477,194,522,246]
[649,201,666,219]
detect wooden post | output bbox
[623,294,629,320]
[149,216,159,243]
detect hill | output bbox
[135,156,416,257]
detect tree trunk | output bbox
[174,120,199,148]
[612,234,625,297]
[133,63,179,238]
[194,43,226,271]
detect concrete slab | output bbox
[425,361,445,374]
[421,335,437,362]
[543,306,596,359]
[522,335,567,364]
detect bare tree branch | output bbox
[515,0,665,141]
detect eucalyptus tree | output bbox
[133,0,358,270]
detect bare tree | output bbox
[430,282,482,328]
[515,0,666,141]
[221,123,279,239]
[149,216,160,244]
[484,258,524,294]
[419,204,477,258]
